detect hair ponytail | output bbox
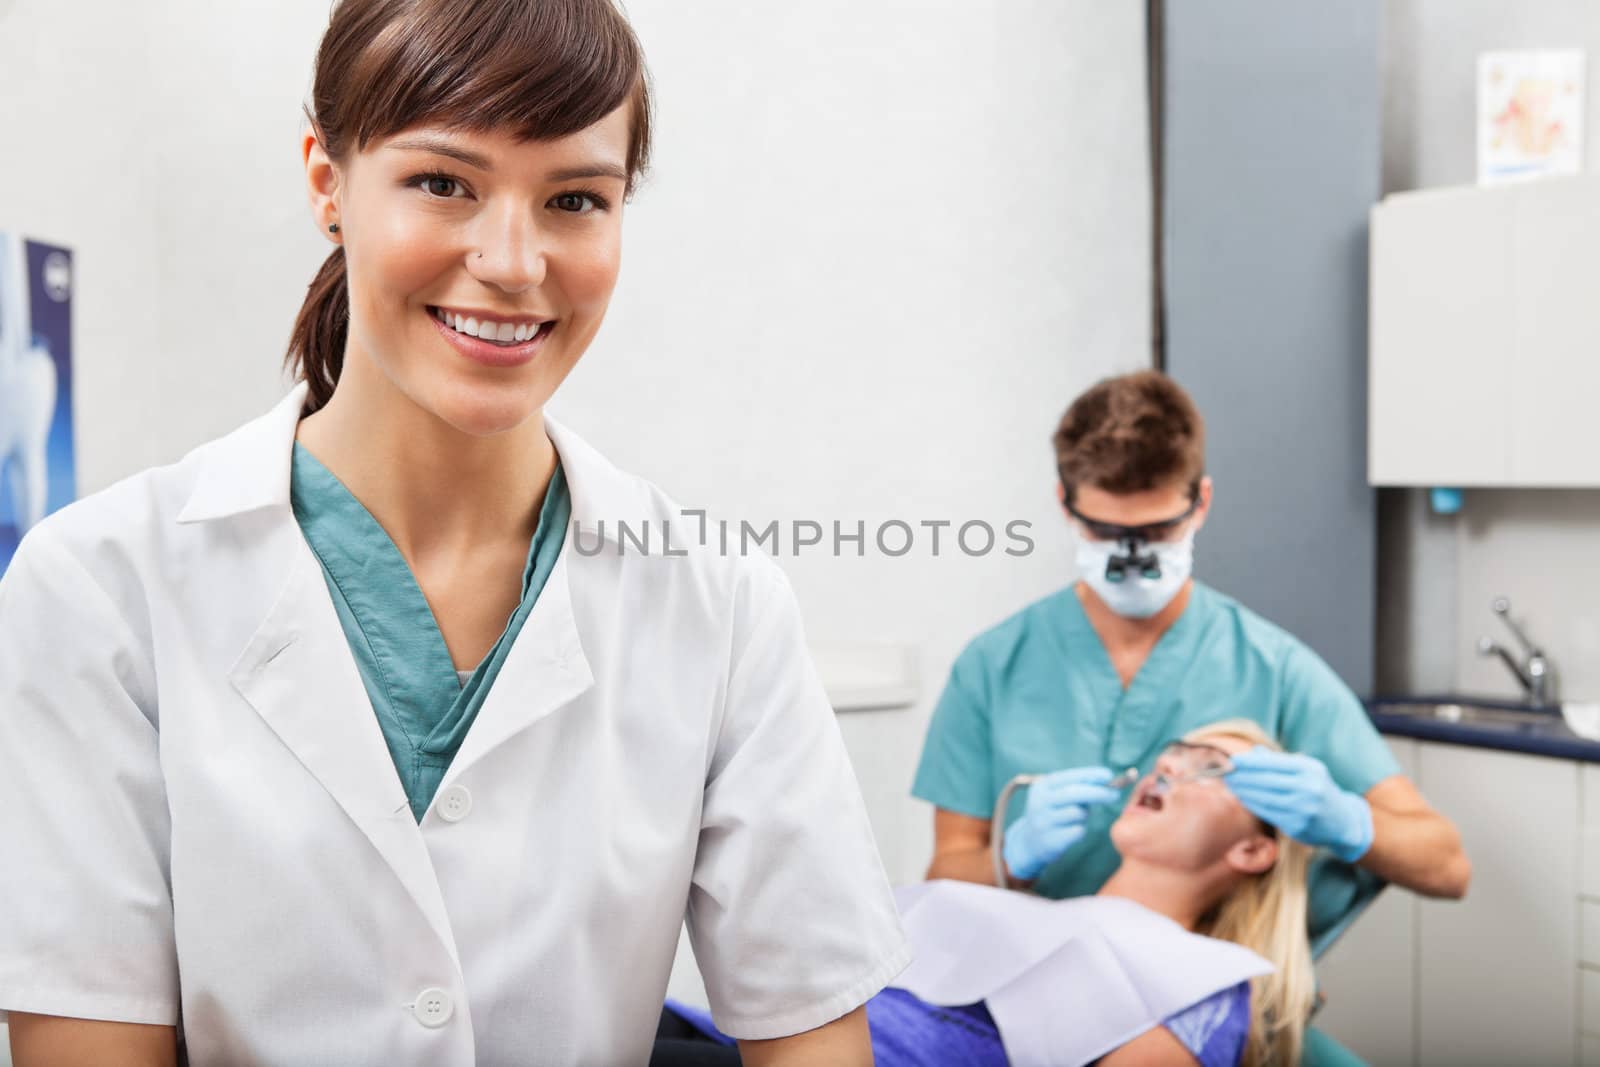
[285,245,348,416]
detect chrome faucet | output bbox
[1477,596,1553,707]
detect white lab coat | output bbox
[0,384,909,1066]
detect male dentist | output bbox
[915,371,1468,930]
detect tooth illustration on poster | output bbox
[0,232,74,575]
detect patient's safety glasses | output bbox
[1148,739,1234,796]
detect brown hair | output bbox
[1052,370,1205,502]
[285,0,655,414]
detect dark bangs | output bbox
[307,0,652,194]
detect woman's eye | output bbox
[409,174,466,199]
[552,192,606,214]
[406,176,607,213]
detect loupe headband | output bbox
[1061,482,1202,544]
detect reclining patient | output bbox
[654,720,1314,1067]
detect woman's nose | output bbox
[469,212,548,293]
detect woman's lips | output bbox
[428,306,554,368]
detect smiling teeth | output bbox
[433,307,544,346]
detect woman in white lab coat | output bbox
[0,2,908,1064]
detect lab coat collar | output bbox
[206,383,642,968]
[544,413,651,549]
[175,382,306,524]
[177,383,651,546]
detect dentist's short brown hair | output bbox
[1053,371,1206,503]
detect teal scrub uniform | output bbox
[912,581,1400,943]
[291,442,571,821]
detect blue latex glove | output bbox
[1225,747,1374,863]
[1002,766,1121,881]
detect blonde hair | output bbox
[1183,719,1315,1067]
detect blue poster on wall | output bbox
[0,233,75,576]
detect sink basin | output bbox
[1365,696,1600,759]
[1366,699,1563,731]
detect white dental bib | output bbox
[892,881,1272,1067]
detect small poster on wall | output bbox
[0,232,75,576]
[1478,49,1586,185]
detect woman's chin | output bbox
[427,382,545,438]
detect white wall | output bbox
[567,0,1151,884]
[0,0,323,496]
[0,0,1150,1038]
[1378,0,1600,701]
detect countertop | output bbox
[1366,695,1600,763]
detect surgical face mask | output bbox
[1076,531,1194,619]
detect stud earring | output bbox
[328,222,340,234]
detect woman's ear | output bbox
[302,131,342,242]
[1225,831,1278,876]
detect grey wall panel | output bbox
[1162,1,1381,693]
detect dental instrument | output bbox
[992,767,1137,888]
[1107,767,1141,789]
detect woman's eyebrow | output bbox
[386,136,627,183]
[545,163,630,183]
[388,136,491,170]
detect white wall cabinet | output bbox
[1318,740,1583,1067]
[1370,174,1600,488]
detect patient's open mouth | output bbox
[1132,780,1166,811]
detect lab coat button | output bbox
[436,785,472,823]
[413,987,453,1028]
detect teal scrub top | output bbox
[912,581,1401,944]
[290,442,571,821]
